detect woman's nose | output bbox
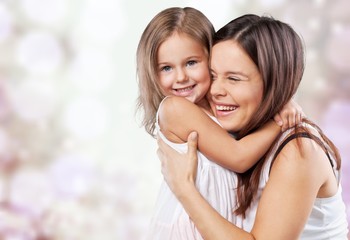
[210,78,226,97]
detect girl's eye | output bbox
[186,60,197,67]
[161,66,172,72]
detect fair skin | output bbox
[157,32,302,173]
[158,32,210,106]
[209,41,263,132]
[157,40,338,240]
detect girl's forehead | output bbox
[158,33,207,57]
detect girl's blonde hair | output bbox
[136,7,214,137]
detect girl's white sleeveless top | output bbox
[236,124,349,239]
[145,98,238,240]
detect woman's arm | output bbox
[250,137,332,239]
[159,96,301,172]
[157,132,254,240]
[158,131,331,240]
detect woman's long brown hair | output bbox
[214,14,341,217]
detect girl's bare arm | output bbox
[160,96,284,172]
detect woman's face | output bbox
[208,40,263,133]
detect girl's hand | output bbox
[273,99,305,131]
[157,132,199,198]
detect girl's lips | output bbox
[173,85,196,97]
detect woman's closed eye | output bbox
[210,72,217,81]
[228,76,242,81]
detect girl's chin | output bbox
[184,95,200,104]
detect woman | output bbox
[157,14,349,239]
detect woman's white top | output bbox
[145,99,238,240]
[236,124,349,239]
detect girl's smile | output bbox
[157,32,211,104]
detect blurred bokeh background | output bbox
[0,0,349,239]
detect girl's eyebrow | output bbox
[157,60,171,66]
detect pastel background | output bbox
[0,0,349,239]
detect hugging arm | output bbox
[158,131,330,240]
[250,137,325,239]
[159,96,302,173]
[157,132,254,239]
[273,99,304,131]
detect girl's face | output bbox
[157,32,211,104]
[208,40,263,132]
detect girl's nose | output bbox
[176,68,188,83]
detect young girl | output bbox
[136,7,303,239]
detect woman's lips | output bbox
[214,104,238,117]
